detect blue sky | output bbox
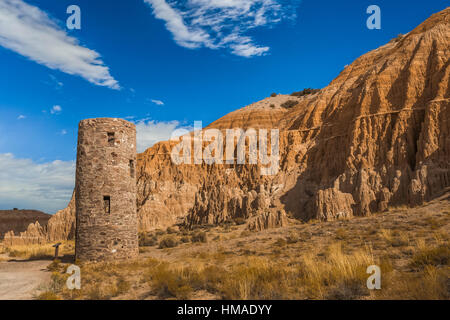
[0,0,447,213]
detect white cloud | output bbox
[17,115,26,120]
[0,0,119,89]
[135,119,192,152]
[144,0,300,57]
[0,153,75,213]
[50,105,62,114]
[151,99,164,106]
[60,129,67,135]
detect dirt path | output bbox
[0,257,51,300]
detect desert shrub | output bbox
[159,236,179,249]
[410,244,450,269]
[290,88,320,97]
[180,236,190,243]
[269,104,275,108]
[281,100,299,109]
[191,232,208,243]
[139,232,158,247]
[217,259,290,299]
[270,93,277,97]
[149,264,194,299]
[379,265,449,299]
[154,229,165,236]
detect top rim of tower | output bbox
[78,117,136,128]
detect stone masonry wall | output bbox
[75,118,138,261]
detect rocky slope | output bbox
[4,8,449,244]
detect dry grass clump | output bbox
[378,265,449,300]
[36,291,61,300]
[297,243,375,299]
[2,241,74,260]
[410,244,449,270]
[46,260,146,300]
[47,259,62,272]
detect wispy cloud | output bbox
[60,129,67,135]
[144,0,300,57]
[0,153,75,213]
[0,0,119,89]
[50,105,62,114]
[17,115,26,120]
[150,99,164,106]
[135,119,192,152]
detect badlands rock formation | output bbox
[151,8,450,227]
[0,209,50,239]
[3,196,75,245]
[4,8,449,244]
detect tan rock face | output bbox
[4,8,450,242]
[247,209,288,232]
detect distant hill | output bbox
[0,209,51,239]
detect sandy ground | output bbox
[0,256,51,300]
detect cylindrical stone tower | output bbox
[75,118,138,262]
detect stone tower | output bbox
[75,118,138,261]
